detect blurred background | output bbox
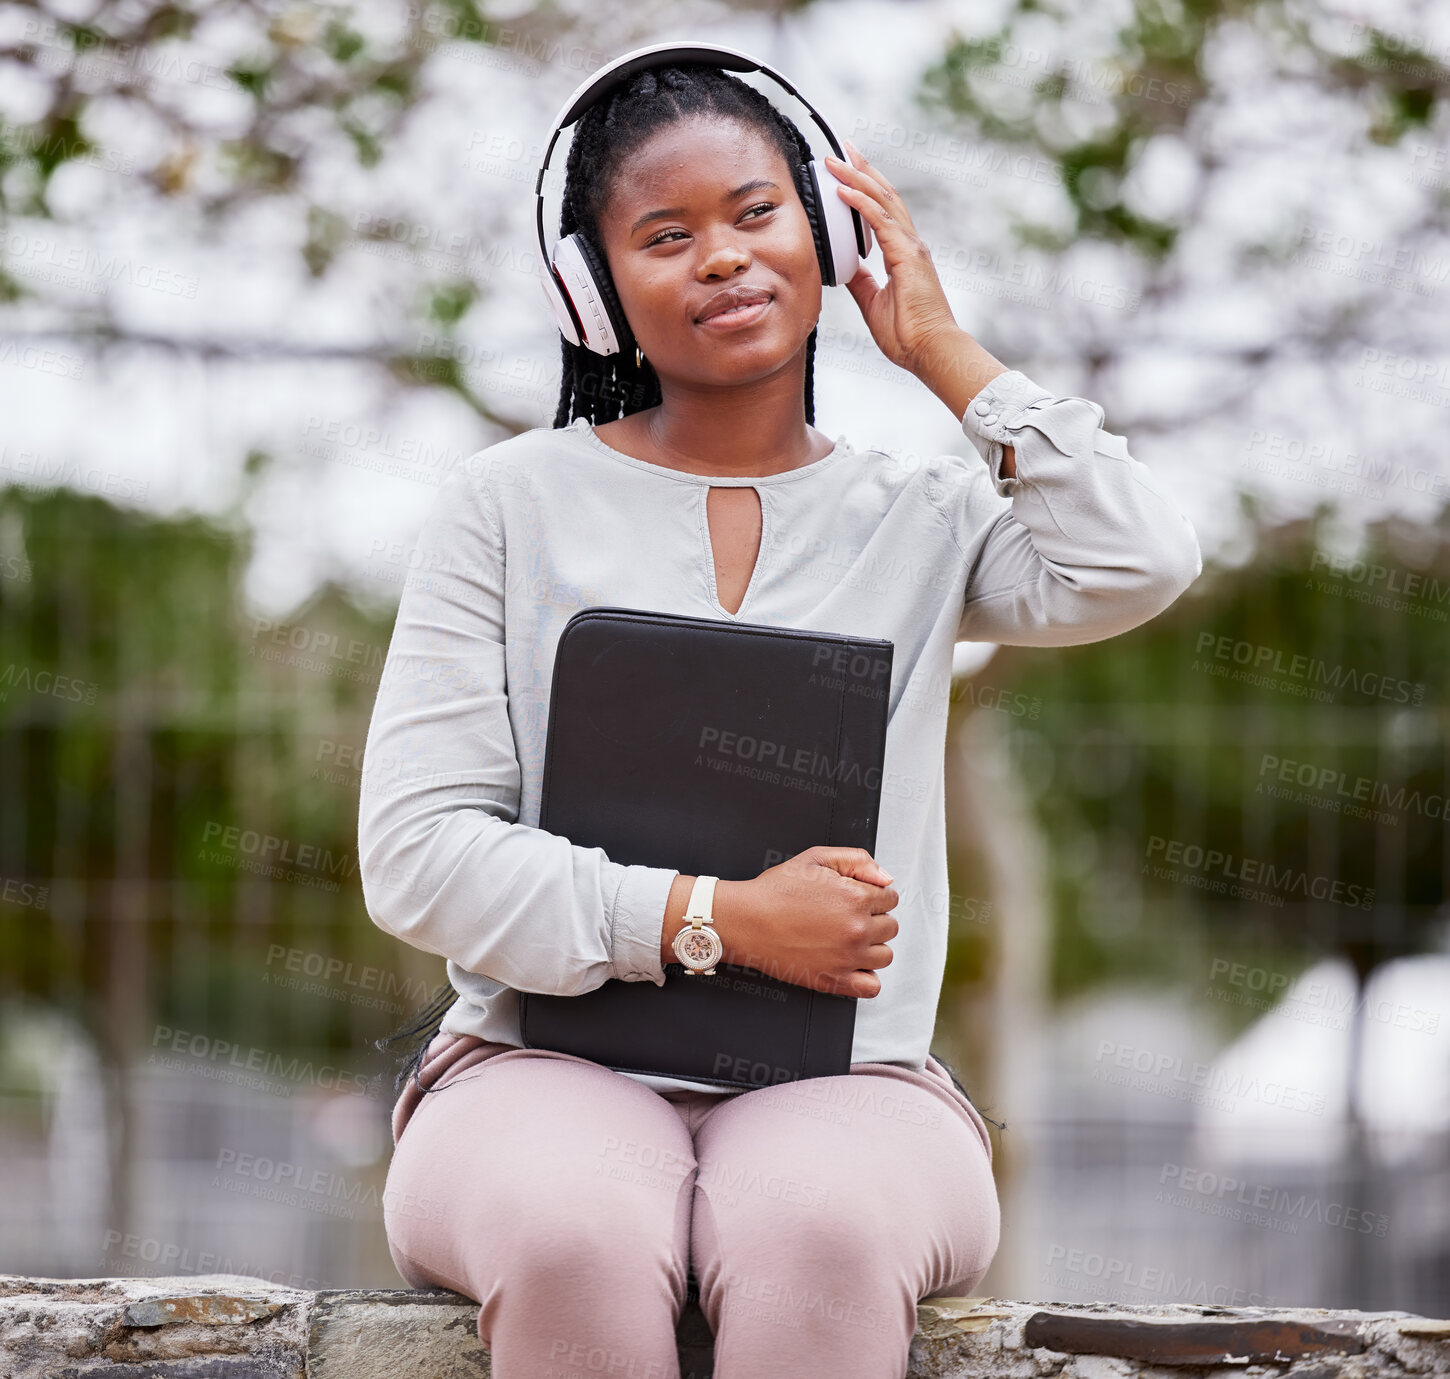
[1,0,1447,1313]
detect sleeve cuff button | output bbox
[973,398,992,415]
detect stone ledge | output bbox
[0,1275,1443,1379]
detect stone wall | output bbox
[1,1274,1445,1378]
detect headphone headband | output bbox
[533,40,870,356]
[535,41,846,190]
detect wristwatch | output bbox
[671,874,723,976]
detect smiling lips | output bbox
[695,284,773,325]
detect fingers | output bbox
[864,941,895,969]
[825,140,913,235]
[865,884,900,914]
[850,971,882,999]
[825,158,893,220]
[828,174,913,258]
[807,845,893,885]
[843,261,880,316]
[813,969,877,999]
[843,136,903,201]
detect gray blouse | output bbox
[357,368,1202,1096]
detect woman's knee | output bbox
[695,1155,1000,1308]
[511,1211,689,1297]
[387,1130,694,1295]
[697,1180,893,1282]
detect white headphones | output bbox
[533,41,874,357]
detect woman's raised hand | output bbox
[716,845,899,999]
[824,138,962,381]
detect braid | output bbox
[550,62,821,428]
[804,318,816,424]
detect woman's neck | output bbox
[594,359,832,477]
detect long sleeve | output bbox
[356,454,679,994]
[946,369,1201,644]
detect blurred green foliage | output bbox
[0,485,442,1070]
[966,502,1450,1022]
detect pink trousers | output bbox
[382,1032,1000,1379]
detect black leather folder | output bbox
[517,605,894,1090]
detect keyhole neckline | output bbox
[703,484,765,621]
[571,416,853,485]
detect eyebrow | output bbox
[629,179,782,236]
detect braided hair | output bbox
[551,63,824,428]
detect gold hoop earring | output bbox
[635,346,644,370]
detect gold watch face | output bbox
[674,925,722,972]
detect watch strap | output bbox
[685,874,718,926]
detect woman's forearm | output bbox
[660,874,756,968]
[913,326,1018,478]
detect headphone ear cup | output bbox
[540,260,583,347]
[797,161,835,286]
[809,156,870,288]
[573,232,634,358]
[550,232,625,356]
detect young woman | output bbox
[358,62,1200,1379]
